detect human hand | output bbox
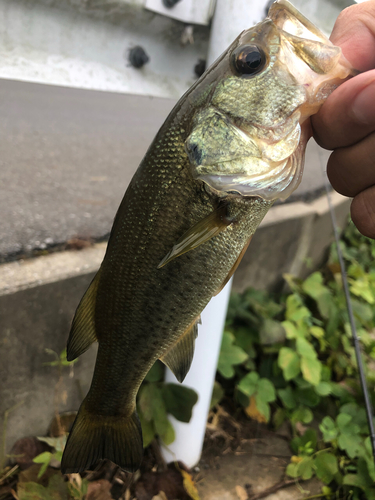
[311,0,375,238]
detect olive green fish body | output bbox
[87,121,272,415]
[61,0,355,474]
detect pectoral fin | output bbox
[214,236,252,296]
[158,204,232,268]
[66,269,101,361]
[160,317,201,383]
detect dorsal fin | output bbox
[160,317,201,383]
[66,269,102,361]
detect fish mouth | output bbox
[188,109,306,202]
[186,1,356,203]
[268,0,356,104]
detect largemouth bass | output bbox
[61,0,354,474]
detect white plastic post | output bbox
[161,279,232,466]
[161,0,269,467]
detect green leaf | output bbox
[273,408,286,429]
[285,294,311,322]
[302,272,333,319]
[162,384,198,423]
[144,361,164,382]
[233,327,257,356]
[338,432,363,459]
[153,402,170,439]
[278,347,300,381]
[300,356,322,386]
[237,372,259,397]
[343,473,367,491]
[351,299,374,325]
[357,457,375,494]
[295,387,320,407]
[298,456,314,480]
[301,428,318,450]
[210,381,224,409]
[296,338,317,360]
[217,331,248,378]
[315,382,332,396]
[18,475,69,500]
[291,406,313,425]
[138,384,172,442]
[138,384,157,422]
[336,413,352,430]
[302,272,327,300]
[254,394,271,422]
[257,378,276,403]
[33,452,52,478]
[350,276,375,304]
[281,321,299,340]
[159,418,175,446]
[286,462,300,478]
[320,416,338,442]
[314,452,338,484]
[37,436,66,453]
[310,326,325,339]
[291,428,317,455]
[278,386,296,409]
[38,461,50,479]
[138,408,155,448]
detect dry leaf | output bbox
[9,437,51,470]
[86,479,113,500]
[235,485,248,500]
[244,396,267,423]
[151,493,168,500]
[68,474,82,489]
[181,470,200,500]
[61,390,68,406]
[295,421,307,436]
[18,464,55,486]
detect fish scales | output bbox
[61,0,355,474]
[89,121,272,411]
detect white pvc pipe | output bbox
[161,0,269,467]
[161,279,232,466]
[207,0,269,63]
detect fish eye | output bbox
[231,45,266,76]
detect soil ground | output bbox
[1,407,322,500]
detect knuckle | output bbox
[351,190,375,239]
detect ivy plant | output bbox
[214,219,375,499]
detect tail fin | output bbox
[61,401,143,474]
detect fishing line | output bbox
[317,148,375,461]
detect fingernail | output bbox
[351,80,375,125]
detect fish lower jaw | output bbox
[197,152,301,202]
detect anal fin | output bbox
[214,236,252,296]
[160,317,200,383]
[67,268,102,361]
[158,203,232,268]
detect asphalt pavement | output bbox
[0,78,330,260]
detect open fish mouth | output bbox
[268,0,355,105]
[186,0,355,202]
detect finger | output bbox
[330,1,375,72]
[327,130,375,197]
[312,70,375,150]
[351,185,375,239]
[312,0,375,150]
